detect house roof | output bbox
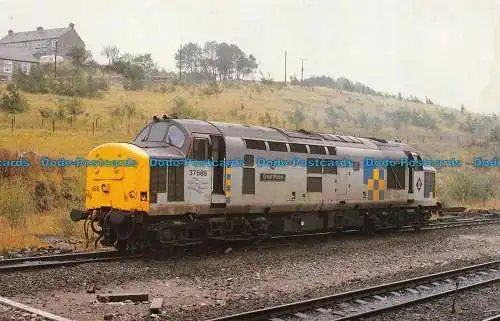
[0,27,70,44]
[0,47,39,63]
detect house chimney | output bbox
[37,26,43,31]
[69,23,75,30]
[8,29,14,36]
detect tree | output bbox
[490,125,500,142]
[101,45,120,65]
[133,53,159,74]
[67,46,93,66]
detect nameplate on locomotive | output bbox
[260,173,286,181]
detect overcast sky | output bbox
[1,0,499,112]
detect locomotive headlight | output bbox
[300,220,305,226]
[129,191,136,199]
[101,184,110,193]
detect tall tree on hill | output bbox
[174,41,258,82]
[101,45,120,65]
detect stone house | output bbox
[0,23,85,80]
[0,46,39,81]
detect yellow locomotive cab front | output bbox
[81,142,150,214]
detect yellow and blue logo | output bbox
[364,166,385,200]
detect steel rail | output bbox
[206,260,500,321]
[483,314,500,321]
[0,296,74,321]
[0,251,142,272]
[0,249,120,266]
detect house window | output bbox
[21,63,30,75]
[42,40,48,48]
[3,61,13,73]
[33,41,41,49]
[51,40,57,48]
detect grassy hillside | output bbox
[0,81,499,252]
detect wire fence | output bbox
[1,115,496,150]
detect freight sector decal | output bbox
[363,166,385,201]
[260,173,286,181]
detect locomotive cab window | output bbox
[352,161,360,171]
[327,146,336,155]
[192,138,209,160]
[166,125,185,148]
[148,122,169,142]
[134,126,150,142]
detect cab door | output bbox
[336,162,348,202]
[188,134,213,204]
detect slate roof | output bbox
[0,27,70,44]
[0,47,39,63]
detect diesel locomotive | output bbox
[70,115,440,252]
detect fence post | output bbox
[52,119,55,132]
[11,116,14,134]
[92,122,95,136]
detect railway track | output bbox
[483,314,500,321]
[0,250,142,273]
[0,296,73,321]
[270,216,500,241]
[207,260,500,321]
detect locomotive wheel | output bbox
[115,239,128,252]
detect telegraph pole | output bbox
[54,41,58,79]
[178,44,182,81]
[284,50,287,85]
[299,58,305,84]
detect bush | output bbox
[13,64,107,98]
[439,171,496,206]
[171,96,207,119]
[202,82,222,96]
[13,66,50,93]
[0,84,29,113]
[0,176,33,227]
[160,83,176,93]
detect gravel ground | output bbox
[365,282,500,321]
[0,225,498,321]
